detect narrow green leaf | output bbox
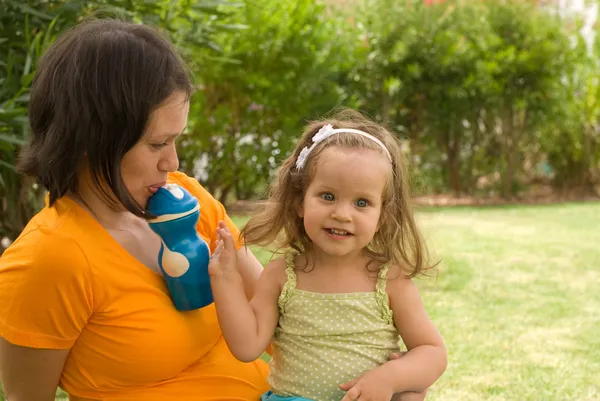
[0,133,26,146]
[16,4,54,21]
[213,23,249,32]
[0,160,17,172]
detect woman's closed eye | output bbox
[150,142,168,150]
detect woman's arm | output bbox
[209,223,283,362]
[0,337,69,401]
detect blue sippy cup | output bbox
[146,184,214,311]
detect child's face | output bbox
[299,146,390,259]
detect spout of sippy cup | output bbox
[146,183,199,222]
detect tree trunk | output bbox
[443,125,462,197]
[465,111,482,195]
[218,185,232,207]
[504,146,518,198]
[502,106,516,199]
[580,125,599,196]
[381,89,390,123]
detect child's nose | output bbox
[331,204,352,222]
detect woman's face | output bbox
[121,91,190,208]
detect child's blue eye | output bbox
[355,199,369,208]
[321,193,334,201]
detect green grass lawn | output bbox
[2,202,598,400]
[387,202,600,401]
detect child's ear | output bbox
[297,203,304,218]
[295,198,304,218]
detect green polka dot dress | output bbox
[267,252,401,401]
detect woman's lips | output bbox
[148,182,167,194]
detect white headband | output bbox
[295,124,392,170]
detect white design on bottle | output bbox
[160,239,190,277]
[162,183,185,199]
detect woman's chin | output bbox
[134,191,151,211]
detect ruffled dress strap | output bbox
[277,252,298,313]
[375,263,394,324]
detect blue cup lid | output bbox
[146,184,199,222]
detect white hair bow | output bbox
[295,124,392,170]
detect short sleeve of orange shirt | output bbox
[0,171,268,401]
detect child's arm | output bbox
[208,223,283,362]
[340,277,447,400]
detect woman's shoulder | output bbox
[2,215,90,275]
[0,205,95,349]
[1,197,95,277]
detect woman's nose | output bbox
[158,143,179,172]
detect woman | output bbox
[0,18,269,400]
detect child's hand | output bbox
[208,221,238,278]
[387,352,428,400]
[339,366,394,401]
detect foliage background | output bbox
[2,0,600,243]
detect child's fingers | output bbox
[209,226,238,276]
[217,220,231,233]
[389,351,407,360]
[219,227,236,254]
[212,226,236,261]
[215,226,231,242]
[216,227,231,240]
[338,377,359,391]
[339,386,360,401]
[212,238,224,261]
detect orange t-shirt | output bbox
[0,171,269,400]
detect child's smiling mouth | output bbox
[325,228,353,237]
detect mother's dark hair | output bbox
[18,18,193,216]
